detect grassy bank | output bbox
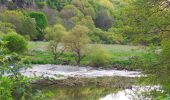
[26,41,157,70]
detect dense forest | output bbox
[0,0,170,100]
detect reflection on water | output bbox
[27,65,143,100]
[39,86,120,100]
[32,76,137,100]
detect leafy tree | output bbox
[46,0,71,11]
[119,0,169,45]
[3,0,32,9]
[89,28,106,43]
[0,40,53,100]
[29,11,48,39]
[98,0,114,10]
[0,10,37,39]
[35,1,46,9]
[45,24,67,60]
[0,40,31,100]
[124,0,170,97]
[95,8,114,31]
[79,16,95,30]
[64,25,90,65]
[60,5,84,29]
[2,32,28,54]
[105,32,124,44]
[43,7,61,25]
[71,0,96,19]
[29,11,48,30]
[0,21,16,33]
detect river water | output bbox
[20,64,158,100]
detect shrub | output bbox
[105,32,124,44]
[88,45,112,67]
[3,32,28,54]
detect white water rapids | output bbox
[20,64,141,79]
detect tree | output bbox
[45,24,67,60]
[2,32,28,54]
[0,21,16,33]
[60,5,84,29]
[0,40,31,100]
[71,0,96,19]
[104,32,124,44]
[0,10,37,39]
[46,0,71,11]
[0,40,52,100]
[3,0,33,10]
[29,11,48,40]
[29,11,48,30]
[35,1,46,9]
[95,8,114,31]
[79,16,95,30]
[119,0,169,45]
[89,28,106,43]
[64,25,90,65]
[43,7,61,25]
[123,0,170,97]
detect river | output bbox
[20,64,158,100]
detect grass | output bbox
[27,41,157,69]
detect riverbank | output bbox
[26,42,157,70]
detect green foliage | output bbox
[46,0,71,11]
[0,10,37,39]
[0,40,31,100]
[88,45,112,67]
[0,76,13,100]
[0,39,53,100]
[3,32,28,54]
[89,35,101,43]
[119,0,169,45]
[45,24,67,41]
[71,0,96,19]
[79,16,95,30]
[45,24,67,60]
[36,1,46,9]
[0,21,16,33]
[122,0,170,97]
[105,32,124,44]
[64,25,90,65]
[89,28,106,43]
[60,5,84,29]
[30,11,48,30]
[29,11,48,40]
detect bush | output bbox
[88,45,112,67]
[105,32,124,44]
[3,32,28,54]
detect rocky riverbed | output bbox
[20,64,141,79]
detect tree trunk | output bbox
[75,51,81,66]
